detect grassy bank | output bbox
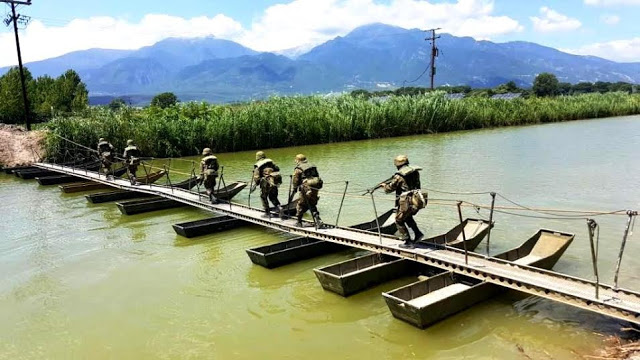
[44,92,640,158]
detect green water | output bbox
[1,116,639,359]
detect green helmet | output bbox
[394,155,409,167]
[99,138,105,142]
[126,139,134,146]
[202,148,212,156]
[255,151,266,161]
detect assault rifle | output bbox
[249,177,261,194]
[362,175,395,196]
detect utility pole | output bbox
[2,0,32,130]
[425,28,441,90]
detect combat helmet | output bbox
[202,148,212,156]
[394,155,409,168]
[99,138,105,142]
[127,139,134,146]
[255,151,266,161]
[295,154,307,164]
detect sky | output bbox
[1,0,640,67]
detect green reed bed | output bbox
[44,92,640,159]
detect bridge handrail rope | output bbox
[52,136,634,219]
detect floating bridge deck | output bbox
[34,163,640,325]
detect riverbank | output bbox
[590,337,640,360]
[0,124,45,167]
[43,92,640,158]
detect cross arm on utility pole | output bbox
[0,0,32,5]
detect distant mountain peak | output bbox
[345,23,409,37]
[4,22,637,104]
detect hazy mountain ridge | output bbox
[2,24,639,103]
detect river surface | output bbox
[1,116,639,359]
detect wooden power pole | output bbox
[2,0,32,130]
[425,28,441,90]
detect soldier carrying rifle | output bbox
[199,148,219,204]
[366,155,428,249]
[252,151,283,218]
[290,154,324,228]
[97,137,115,177]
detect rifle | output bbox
[288,184,298,205]
[362,175,395,196]
[250,177,261,194]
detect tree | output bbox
[0,66,34,124]
[494,81,519,94]
[610,82,633,93]
[350,89,371,98]
[52,70,88,113]
[572,82,593,94]
[108,98,127,111]
[593,81,610,94]
[558,82,572,96]
[151,92,178,108]
[32,75,56,120]
[532,73,559,97]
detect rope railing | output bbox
[44,134,640,294]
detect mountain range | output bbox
[2,23,639,104]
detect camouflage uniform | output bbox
[292,155,323,227]
[200,149,219,203]
[253,154,282,216]
[122,141,141,184]
[383,160,426,247]
[97,139,115,175]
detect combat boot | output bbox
[295,215,304,227]
[210,194,219,204]
[397,228,414,249]
[313,213,324,229]
[406,218,423,244]
[409,225,424,243]
[261,208,271,219]
[276,205,285,219]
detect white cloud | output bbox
[530,7,582,32]
[600,14,621,24]
[584,0,640,6]
[0,0,523,67]
[564,38,640,62]
[236,0,523,51]
[0,14,244,67]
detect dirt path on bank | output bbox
[0,124,45,167]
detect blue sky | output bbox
[2,0,640,66]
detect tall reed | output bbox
[44,92,640,158]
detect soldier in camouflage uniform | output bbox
[253,151,283,218]
[382,155,428,249]
[97,137,115,176]
[122,139,141,185]
[199,148,219,204]
[291,154,324,228]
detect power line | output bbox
[1,0,32,131]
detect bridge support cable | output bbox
[587,219,601,299]
[614,211,638,289]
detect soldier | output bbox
[252,151,283,218]
[122,139,141,185]
[381,155,427,249]
[199,148,219,204]
[291,154,324,228]
[97,137,115,177]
